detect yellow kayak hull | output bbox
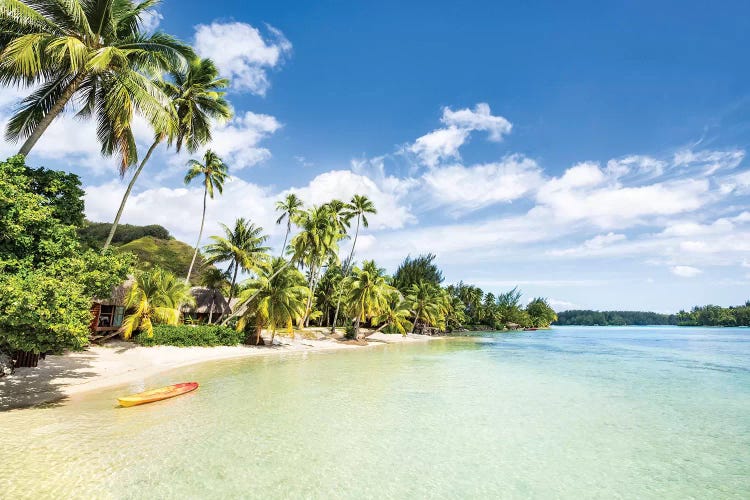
[118,382,199,407]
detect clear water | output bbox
[1,327,749,499]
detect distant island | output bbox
[555,304,750,327]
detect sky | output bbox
[2,0,750,312]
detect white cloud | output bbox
[194,22,292,96]
[548,232,627,257]
[671,265,703,278]
[421,155,543,214]
[407,103,511,167]
[408,126,468,168]
[673,148,744,175]
[140,10,163,32]
[441,102,512,142]
[209,111,281,171]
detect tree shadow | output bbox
[0,350,99,411]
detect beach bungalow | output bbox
[181,287,232,324]
[89,278,133,335]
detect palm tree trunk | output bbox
[354,316,361,339]
[185,186,208,285]
[103,138,161,250]
[330,215,361,333]
[411,307,421,334]
[18,73,86,157]
[208,290,215,324]
[228,262,239,303]
[280,222,291,257]
[303,263,316,327]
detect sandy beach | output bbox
[0,331,438,411]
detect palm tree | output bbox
[331,194,376,332]
[343,260,393,338]
[120,267,194,339]
[290,205,341,326]
[203,218,270,301]
[103,57,231,250]
[0,0,194,164]
[404,281,444,334]
[325,199,352,238]
[184,149,229,284]
[373,290,413,336]
[274,193,303,257]
[236,257,309,345]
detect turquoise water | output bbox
[1,326,749,499]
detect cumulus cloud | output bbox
[421,155,543,214]
[407,103,511,167]
[194,22,292,95]
[139,10,163,32]
[671,265,703,278]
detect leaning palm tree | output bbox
[203,218,270,302]
[343,260,393,339]
[404,281,444,334]
[120,267,194,339]
[103,57,231,250]
[290,205,341,326]
[331,194,377,332]
[184,149,229,284]
[0,0,194,165]
[372,290,413,336]
[236,257,309,345]
[274,193,303,257]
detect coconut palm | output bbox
[237,257,309,345]
[373,290,413,336]
[274,193,303,257]
[331,194,376,332]
[103,57,231,250]
[325,199,352,238]
[184,149,229,284]
[290,205,341,326]
[203,218,270,301]
[120,267,194,339]
[0,0,194,164]
[343,260,394,338]
[404,281,445,334]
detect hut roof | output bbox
[182,287,231,315]
[93,276,135,306]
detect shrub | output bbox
[135,325,244,347]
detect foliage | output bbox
[0,156,132,353]
[135,324,242,347]
[676,302,750,327]
[78,222,172,249]
[526,298,557,327]
[275,193,304,255]
[343,260,395,338]
[0,0,194,167]
[204,218,270,300]
[236,257,309,345]
[121,267,194,339]
[393,253,444,292]
[555,310,678,326]
[373,289,413,336]
[117,236,212,284]
[0,269,91,354]
[24,165,85,226]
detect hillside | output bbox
[117,236,212,285]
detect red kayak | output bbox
[118,382,199,407]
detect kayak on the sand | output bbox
[117,382,199,407]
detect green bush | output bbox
[136,325,244,347]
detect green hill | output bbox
[117,236,212,285]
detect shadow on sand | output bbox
[0,350,99,411]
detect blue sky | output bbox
[2,0,750,312]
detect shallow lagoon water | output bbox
[2,326,749,499]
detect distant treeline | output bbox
[78,222,172,249]
[554,310,678,326]
[555,302,750,327]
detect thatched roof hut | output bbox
[182,287,231,316]
[93,276,135,306]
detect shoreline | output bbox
[0,331,441,411]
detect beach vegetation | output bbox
[135,324,242,347]
[120,267,194,339]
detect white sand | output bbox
[0,331,438,410]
